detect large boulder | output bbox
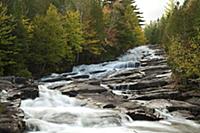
[0,102,25,133]
[0,76,39,133]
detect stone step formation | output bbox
[54,45,200,121]
[0,77,38,133]
[0,45,200,133]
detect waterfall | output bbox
[21,84,200,133]
[21,85,135,133]
[21,45,200,133]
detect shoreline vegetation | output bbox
[0,0,146,78]
[0,0,199,87]
[145,0,200,87]
[0,1,200,132]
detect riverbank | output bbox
[44,45,200,121]
[0,45,200,133]
[0,77,38,133]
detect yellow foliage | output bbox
[134,26,147,45]
[168,37,200,78]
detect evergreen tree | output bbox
[0,3,16,75]
[12,17,34,77]
[114,0,145,51]
[28,4,67,76]
[166,0,200,79]
[144,20,160,44]
[62,10,84,64]
[0,0,146,77]
[145,0,200,84]
[76,0,106,64]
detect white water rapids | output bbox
[41,46,159,81]
[21,46,200,133]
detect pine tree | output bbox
[28,4,67,75]
[144,21,160,44]
[75,0,106,64]
[0,2,16,75]
[165,0,176,16]
[62,10,84,64]
[12,17,34,77]
[146,0,200,82]
[0,0,146,77]
[114,0,145,51]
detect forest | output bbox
[0,0,146,77]
[0,0,199,86]
[145,0,200,86]
[1,1,200,132]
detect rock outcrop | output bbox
[2,45,199,132]
[0,77,38,133]
[47,45,200,121]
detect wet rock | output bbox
[109,78,171,91]
[166,100,200,118]
[50,45,200,122]
[127,111,161,121]
[86,80,101,85]
[186,97,200,106]
[44,112,78,125]
[141,65,170,75]
[40,76,71,82]
[20,86,39,100]
[59,82,164,121]
[0,80,15,90]
[132,91,180,100]
[89,70,107,74]
[154,49,166,56]
[144,99,173,109]
[141,58,167,67]
[63,90,78,97]
[0,76,39,133]
[103,103,116,109]
[15,77,29,84]
[0,76,15,83]
[5,85,39,101]
[107,69,144,79]
[0,102,25,133]
[60,83,107,95]
[171,110,196,120]
[60,72,78,77]
[141,99,200,120]
[71,75,90,79]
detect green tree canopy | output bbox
[0,3,16,75]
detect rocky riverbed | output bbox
[42,45,200,121]
[0,77,38,133]
[1,45,200,133]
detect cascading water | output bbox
[21,45,200,133]
[21,84,135,133]
[40,46,157,81]
[69,46,159,79]
[21,83,200,133]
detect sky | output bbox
[135,0,185,24]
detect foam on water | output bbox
[21,84,136,133]
[70,45,160,79]
[21,45,200,133]
[40,45,161,81]
[21,83,200,133]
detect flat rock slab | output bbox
[25,45,199,123]
[58,82,164,121]
[60,83,108,95]
[55,46,200,121]
[0,102,25,133]
[0,77,39,133]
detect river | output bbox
[20,45,200,133]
